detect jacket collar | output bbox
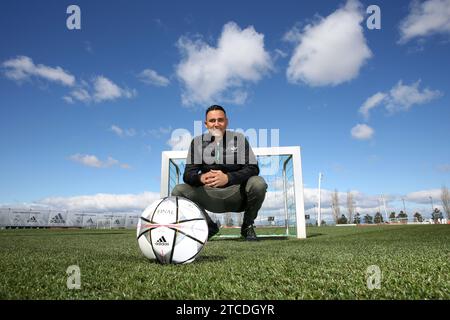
[203,130,228,142]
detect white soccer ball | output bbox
[137,196,208,264]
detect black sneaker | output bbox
[240,224,258,241]
[208,222,220,240]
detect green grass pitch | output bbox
[0,225,449,299]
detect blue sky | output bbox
[1,0,449,221]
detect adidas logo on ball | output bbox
[155,236,169,246]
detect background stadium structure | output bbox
[0,208,139,229]
[161,146,306,239]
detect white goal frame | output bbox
[160,146,306,239]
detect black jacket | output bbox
[183,131,259,187]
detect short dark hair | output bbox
[205,105,226,118]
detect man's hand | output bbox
[200,171,214,185]
[201,170,229,188]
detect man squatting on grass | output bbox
[171,105,268,241]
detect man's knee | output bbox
[246,176,268,196]
[171,184,192,197]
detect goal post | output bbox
[160,146,306,239]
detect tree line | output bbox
[325,185,450,225]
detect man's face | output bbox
[205,110,228,138]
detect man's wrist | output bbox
[195,174,203,186]
[226,173,233,186]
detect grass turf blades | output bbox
[0,225,448,299]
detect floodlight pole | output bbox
[317,172,323,226]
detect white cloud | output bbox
[176,21,272,106]
[268,177,294,191]
[70,87,92,103]
[63,96,74,104]
[405,189,442,204]
[65,76,137,104]
[138,69,170,87]
[359,80,442,119]
[285,0,372,86]
[110,125,136,138]
[2,55,75,86]
[69,154,131,169]
[274,49,288,60]
[167,129,192,151]
[93,76,136,102]
[262,190,286,210]
[358,92,387,120]
[2,56,136,104]
[111,125,124,137]
[386,80,442,113]
[38,191,160,212]
[399,0,450,43]
[93,76,121,101]
[351,123,374,140]
[283,25,303,43]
